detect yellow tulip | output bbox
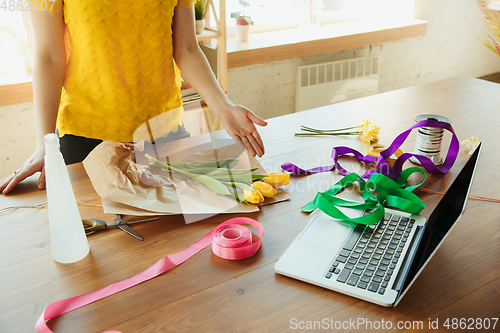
[243,189,264,204]
[359,118,380,142]
[251,181,278,197]
[462,136,480,154]
[263,172,290,187]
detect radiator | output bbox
[295,56,380,112]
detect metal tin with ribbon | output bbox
[409,114,451,166]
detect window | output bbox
[225,0,415,35]
[0,10,32,81]
[488,0,500,10]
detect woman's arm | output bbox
[172,3,267,157]
[0,8,66,194]
[31,8,66,147]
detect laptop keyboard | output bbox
[324,212,415,295]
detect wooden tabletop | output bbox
[1,76,499,332]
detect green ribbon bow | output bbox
[301,167,426,225]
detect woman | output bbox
[1,0,267,194]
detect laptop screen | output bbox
[399,142,482,296]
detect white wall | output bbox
[227,0,500,120]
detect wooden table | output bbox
[1,76,499,332]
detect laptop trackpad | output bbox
[299,215,356,251]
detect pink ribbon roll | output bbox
[35,217,264,333]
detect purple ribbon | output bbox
[281,119,460,179]
[332,146,378,178]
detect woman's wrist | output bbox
[208,98,234,118]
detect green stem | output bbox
[300,125,360,133]
[145,154,231,195]
[222,181,253,192]
[294,132,361,136]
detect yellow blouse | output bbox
[44,0,194,142]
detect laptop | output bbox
[275,142,482,306]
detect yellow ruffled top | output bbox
[38,0,194,142]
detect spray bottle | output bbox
[44,133,89,263]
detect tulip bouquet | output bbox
[295,118,380,143]
[145,154,290,204]
[243,172,291,204]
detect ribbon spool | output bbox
[409,114,451,167]
[211,221,262,260]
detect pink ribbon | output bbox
[35,217,264,332]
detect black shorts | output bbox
[58,124,190,165]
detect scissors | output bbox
[82,214,158,241]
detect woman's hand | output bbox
[218,104,267,157]
[0,145,46,194]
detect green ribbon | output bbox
[301,167,426,225]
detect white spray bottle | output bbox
[44,133,89,263]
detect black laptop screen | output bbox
[400,142,482,295]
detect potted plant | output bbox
[194,0,207,34]
[230,0,253,42]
